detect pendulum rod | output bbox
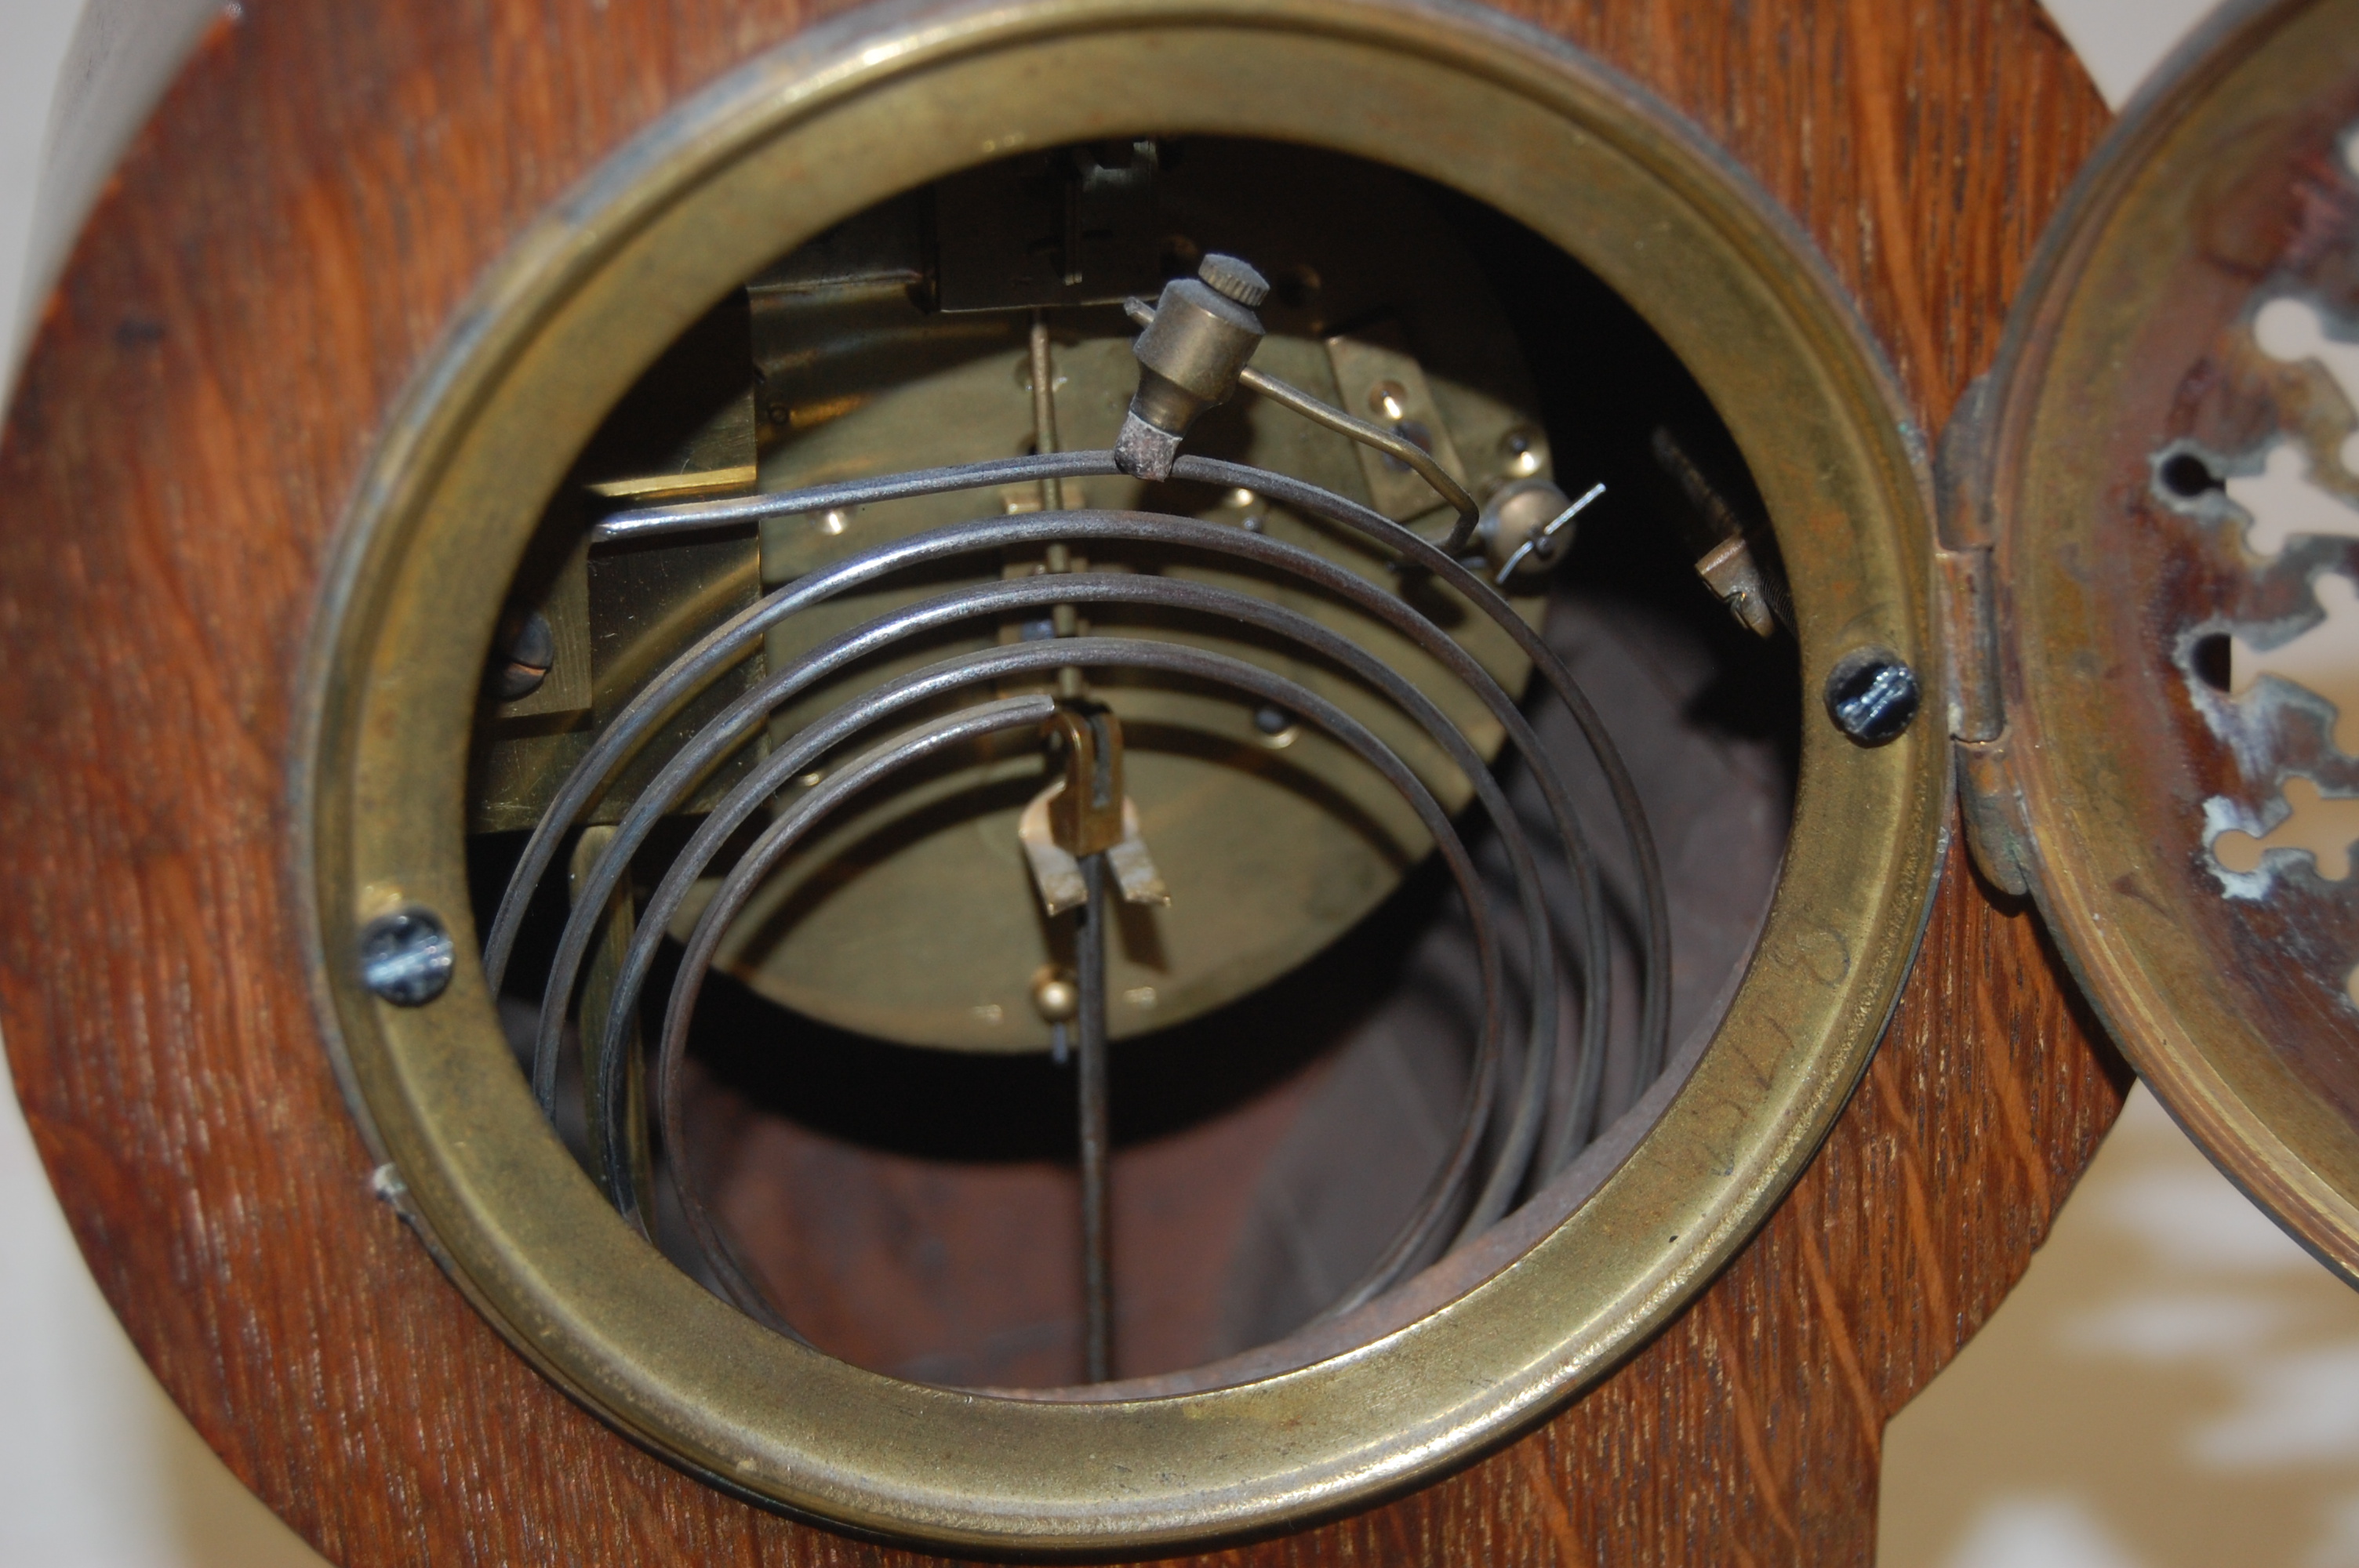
[1077,849,1113,1384]
[1037,307,1106,1377]
[1049,698,1125,1384]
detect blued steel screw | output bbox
[1824,648,1921,747]
[358,906,456,1006]
[494,604,555,701]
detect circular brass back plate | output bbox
[303,0,1943,1548]
[1985,0,2359,1283]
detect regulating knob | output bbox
[1196,252,1270,309]
[1115,252,1270,481]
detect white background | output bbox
[0,3,2295,1565]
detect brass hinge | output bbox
[1938,543,2003,746]
[1936,376,2034,898]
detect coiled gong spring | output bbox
[478,257,1670,1383]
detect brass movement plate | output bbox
[704,149,1552,1051]
[300,0,1945,1548]
[1976,0,2359,1282]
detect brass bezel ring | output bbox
[299,0,1945,1548]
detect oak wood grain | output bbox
[0,0,2121,1563]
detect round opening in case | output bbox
[463,134,1804,1390]
[304,0,1943,1547]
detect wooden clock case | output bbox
[0,0,2123,1562]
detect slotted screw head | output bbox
[1823,648,1921,747]
[1197,252,1270,310]
[358,906,456,1006]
